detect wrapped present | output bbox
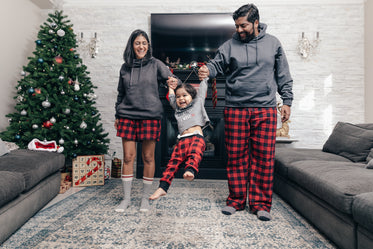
[111,157,122,178]
[72,155,105,187]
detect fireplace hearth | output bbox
[136,69,227,179]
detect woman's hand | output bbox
[167,76,178,90]
[114,119,119,130]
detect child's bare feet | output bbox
[183,171,195,181]
[149,188,167,200]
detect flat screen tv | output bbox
[151,13,235,66]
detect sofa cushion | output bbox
[322,122,373,162]
[352,192,373,232]
[356,123,373,130]
[287,160,373,214]
[0,149,65,191]
[275,148,351,177]
[0,138,9,157]
[0,171,26,208]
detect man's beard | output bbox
[239,31,256,43]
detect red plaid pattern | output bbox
[160,135,206,185]
[116,118,161,142]
[224,107,277,212]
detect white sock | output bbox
[140,177,153,212]
[115,175,133,212]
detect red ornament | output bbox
[43,120,53,129]
[70,48,74,52]
[54,56,63,64]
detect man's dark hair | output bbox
[123,29,152,66]
[175,83,197,99]
[233,3,260,24]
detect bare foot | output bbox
[149,188,167,200]
[183,171,195,181]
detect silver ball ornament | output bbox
[42,99,51,108]
[57,29,65,37]
[50,117,56,123]
[32,124,39,129]
[59,138,65,145]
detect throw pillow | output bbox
[322,122,373,162]
[367,159,373,169]
[0,138,10,156]
[366,148,373,169]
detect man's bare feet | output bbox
[183,171,195,181]
[149,188,167,200]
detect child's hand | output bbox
[167,77,178,89]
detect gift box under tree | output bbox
[72,155,105,186]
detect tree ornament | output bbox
[15,134,21,140]
[68,79,73,85]
[42,98,51,108]
[60,89,65,95]
[43,120,53,129]
[28,87,35,94]
[74,83,80,91]
[54,56,63,64]
[50,117,56,123]
[37,58,44,63]
[20,71,26,76]
[50,22,57,29]
[59,138,65,145]
[92,128,95,132]
[32,124,39,129]
[63,108,71,114]
[57,29,65,37]
[20,109,27,116]
[49,29,54,34]
[35,88,41,94]
[74,95,79,101]
[35,40,42,45]
[80,121,87,129]
[58,75,65,81]
[74,139,79,145]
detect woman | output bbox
[114,29,179,212]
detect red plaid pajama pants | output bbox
[116,118,161,142]
[160,135,206,185]
[224,107,277,213]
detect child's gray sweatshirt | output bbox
[169,78,210,134]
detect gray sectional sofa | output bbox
[274,122,373,249]
[0,147,65,244]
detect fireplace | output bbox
[136,69,227,179]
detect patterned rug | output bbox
[2,179,335,249]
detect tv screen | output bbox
[151,13,235,66]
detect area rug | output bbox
[2,178,335,248]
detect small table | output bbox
[276,137,298,147]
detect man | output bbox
[199,3,293,221]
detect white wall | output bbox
[0,0,369,162]
[365,0,373,123]
[0,0,43,130]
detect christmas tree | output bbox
[0,10,109,163]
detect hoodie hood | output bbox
[232,23,267,66]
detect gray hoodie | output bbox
[115,57,175,120]
[206,23,293,107]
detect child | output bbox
[149,78,210,200]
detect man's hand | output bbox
[281,105,291,123]
[198,65,210,81]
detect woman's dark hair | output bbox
[175,83,197,99]
[123,29,152,66]
[233,3,260,24]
